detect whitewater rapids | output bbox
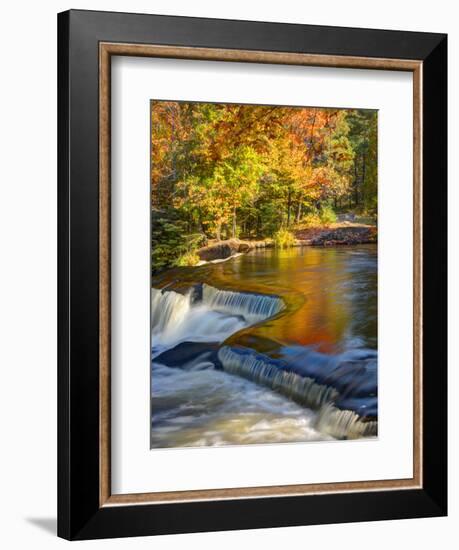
[151,284,284,354]
[151,285,331,447]
[150,283,376,447]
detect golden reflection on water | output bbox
[152,245,377,354]
[251,247,352,351]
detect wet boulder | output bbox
[154,341,223,370]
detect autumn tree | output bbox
[150,101,377,272]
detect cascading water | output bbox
[315,403,377,439]
[217,345,377,439]
[151,245,378,447]
[151,287,250,354]
[201,284,285,323]
[151,361,330,448]
[151,284,331,447]
[151,287,191,334]
[218,346,338,410]
[151,285,285,354]
[151,283,376,443]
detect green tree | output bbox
[348,110,378,212]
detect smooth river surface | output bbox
[151,245,377,448]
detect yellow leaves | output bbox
[151,101,377,233]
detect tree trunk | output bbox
[232,206,237,238]
[361,152,367,207]
[287,189,292,227]
[296,201,302,223]
[354,158,359,207]
[307,112,317,162]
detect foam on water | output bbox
[151,280,377,446]
[316,403,377,439]
[151,362,330,448]
[218,346,377,439]
[151,287,248,354]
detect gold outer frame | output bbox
[99,42,423,507]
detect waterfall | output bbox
[218,346,338,410]
[151,286,377,440]
[151,285,284,353]
[218,345,377,440]
[151,287,191,334]
[315,403,377,439]
[202,283,284,323]
[151,287,246,352]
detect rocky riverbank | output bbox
[197,238,274,263]
[196,225,376,263]
[297,224,377,246]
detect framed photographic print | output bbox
[57,9,447,540]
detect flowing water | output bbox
[151,245,377,448]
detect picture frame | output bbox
[57,9,447,540]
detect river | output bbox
[151,244,377,448]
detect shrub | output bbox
[298,206,337,228]
[320,205,337,225]
[174,251,200,267]
[274,228,296,248]
[300,211,322,228]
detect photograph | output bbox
[150,101,378,448]
[52,6,447,542]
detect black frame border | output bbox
[58,9,447,540]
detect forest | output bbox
[151,101,377,272]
